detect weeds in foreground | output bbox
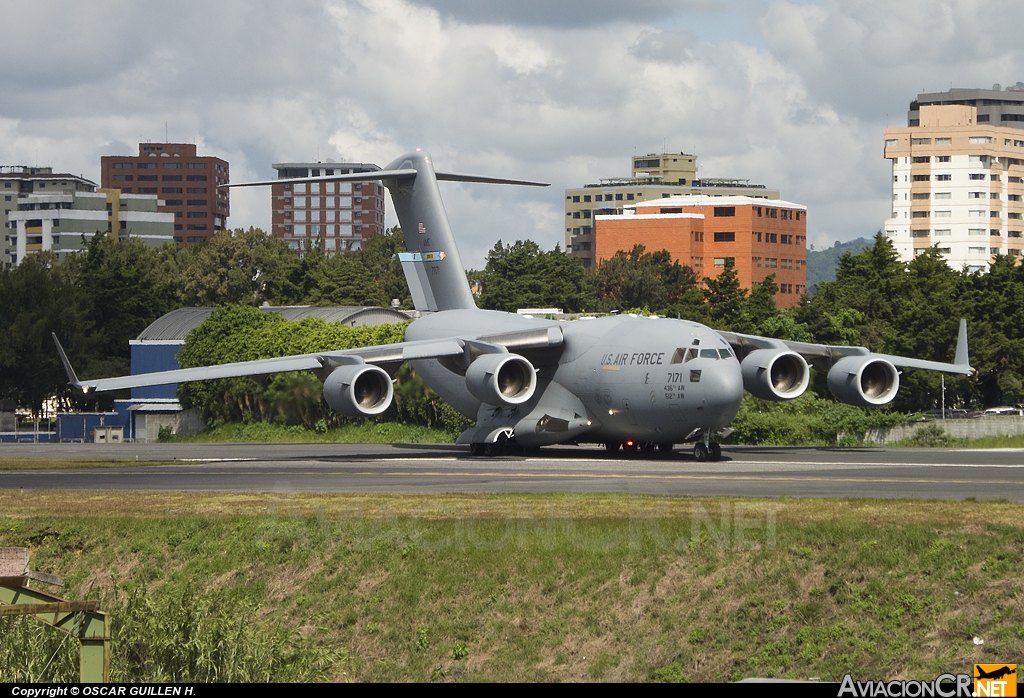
[1,496,1022,682]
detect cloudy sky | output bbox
[4,0,1024,266]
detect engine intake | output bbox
[827,356,900,407]
[740,349,810,401]
[465,353,537,406]
[323,364,394,416]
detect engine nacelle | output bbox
[465,353,537,406]
[740,349,810,401]
[323,364,394,417]
[827,356,900,407]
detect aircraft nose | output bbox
[703,359,743,425]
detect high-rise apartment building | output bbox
[594,196,807,308]
[270,161,385,252]
[566,153,779,268]
[2,166,96,267]
[101,143,229,246]
[884,103,1024,270]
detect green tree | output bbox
[702,261,750,332]
[0,253,91,414]
[475,240,596,312]
[594,244,700,314]
[176,228,301,306]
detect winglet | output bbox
[51,333,85,391]
[954,319,970,368]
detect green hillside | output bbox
[806,237,874,293]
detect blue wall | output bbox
[130,343,182,399]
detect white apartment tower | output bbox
[884,104,1024,271]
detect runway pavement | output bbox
[2,442,1023,500]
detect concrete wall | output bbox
[862,416,1024,444]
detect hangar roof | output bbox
[135,306,414,342]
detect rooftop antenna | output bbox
[165,121,168,142]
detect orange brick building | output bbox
[594,195,807,308]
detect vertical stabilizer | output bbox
[383,151,477,311]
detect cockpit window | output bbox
[700,349,719,359]
[719,348,733,359]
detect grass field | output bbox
[0,491,1021,682]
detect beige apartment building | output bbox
[2,166,96,267]
[566,153,779,268]
[884,104,1024,271]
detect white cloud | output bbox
[3,0,1024,264]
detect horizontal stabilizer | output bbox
[435,172,549,187]
[220,169,417,189]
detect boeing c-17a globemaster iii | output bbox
[52,150,974,460]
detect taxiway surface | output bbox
[2,443,1023,501]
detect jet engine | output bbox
[465,353,537,406]
[827,356,900,407]
[740,349,810,401]
[323,364,394,417]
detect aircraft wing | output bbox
[52,326,564,393]
[717,318,973,375]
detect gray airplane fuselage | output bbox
[406,309,743,446]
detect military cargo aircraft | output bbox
[53,150,973,460]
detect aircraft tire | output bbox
[710,443,722,461]
[483,442,499,457]
[657,442,674,453]
[470,443,485,456]
[693,442,709,462]
[605,442,621,453]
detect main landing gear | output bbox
[692,439,722,462]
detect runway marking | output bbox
[14,469,1018,487]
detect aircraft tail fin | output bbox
[382,152,547,312]
[954,318,969,367]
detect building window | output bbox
[911,229,929,237]
[934,211,951,218]
[186,175,207,182]
[113,175,133,182]
[583,195,591,202]
[912,156,930,163]
[162,162,182,169]
[936,174,952,181]
[187,212,207,218]
[187,199,207,206]
[911,138,931,145]
[138,163,156,169]
[912,175,930,181]
[912,193,929,200]
[936,156,951,163]
[934,229,951,236]
[139,187,157,194]
[713,232,735,242]
[186,163,207,169]
[713,206,735,217]
[969,136,993,144]
[165,199,182,205]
